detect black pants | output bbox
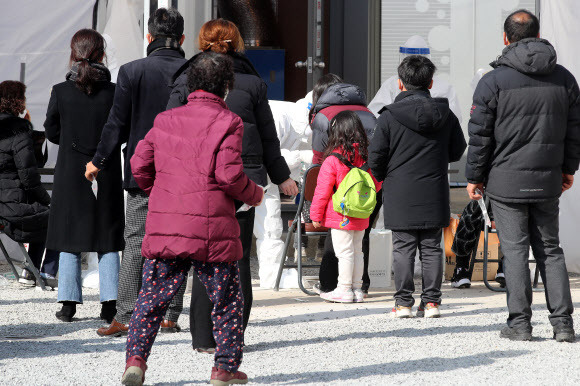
[28,243,59,277]
[190,208,254,349]
[491,198,573,328]
[319,192,383,292]
[392,228,443,307]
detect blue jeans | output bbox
[57,252,120,303]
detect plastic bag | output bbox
[237,184,269,213]
[91,175,98,199]
[475,189,491,227]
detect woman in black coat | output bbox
[167,19,298,352]
[0,81,51,281]
[44,29,124,322]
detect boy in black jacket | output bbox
[368,55,466,318]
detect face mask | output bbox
[224,89,229,101]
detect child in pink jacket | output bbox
[310,111,382,303]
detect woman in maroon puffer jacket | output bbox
[121,52,263,386]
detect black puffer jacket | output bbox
[369,90,466,230]
[466,38,580,203]
[167,52,290,186]
[310,83,376,164]
[0,114,50,242]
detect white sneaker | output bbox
[18,268,35,286]
[392,305,413,318]
[320,288,354,303]
[416,302,440,318]
[353,289,365,303]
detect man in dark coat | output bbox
[466,10,580,342]
[368,55,466,319]
[86,8,188,337]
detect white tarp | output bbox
[101,0,143,69]
[0,0,95,151]
[541,0,580,273]
[0,0,94,263]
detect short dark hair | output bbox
[504,9,539,43]
[187,52,234,99]
[148,8,184,39]
[398,55,436,91]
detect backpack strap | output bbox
[329,153,355,169]
[330,153,371,173]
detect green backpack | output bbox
[330,153,377,219]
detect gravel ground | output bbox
[1,273,579,385]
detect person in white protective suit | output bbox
[253,93,313,289]
[368,35,462,123]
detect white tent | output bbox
[0,0,95,141]
[541,0,580,273]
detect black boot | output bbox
[56,301,76,322]
[100,300,117,324]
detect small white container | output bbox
[368,229,393,289]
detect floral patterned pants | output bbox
[126,258,244,372]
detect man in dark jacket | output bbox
[86,8,188,337]
[369,55,466,319]
[466,10,580,342]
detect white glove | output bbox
[299,150,313,165]
[281,149,302,170]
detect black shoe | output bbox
[39,273,58,289]
[553,323,576,343]
[500,325,532,341]
[56,302,77,322]
[100,300,117,324]
[495,272,506,288]
[451,267,471,289]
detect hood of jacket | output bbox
[491,38,557,75]
[313,83,367,115]
[0,113,32,139]
[387,90,450,134]
[171,51,260,84]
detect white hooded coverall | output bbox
[253,94,313,288]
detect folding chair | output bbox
[274,165,329,295]
[0,167,54,291]
[0,230,47,290]
[468,197,540,292]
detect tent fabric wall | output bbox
[0,0,95,168]
[0,0,95,262]
[541,0,580,273]
[101,0,143,68]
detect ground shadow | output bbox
[250,349,530,384]
[248,323,505,352]
[0,334,192,362]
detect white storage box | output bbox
[368,229,393,289]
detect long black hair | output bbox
[69,29,106,95]
[323,110,369,163]
[308,73,343,123]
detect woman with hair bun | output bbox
[167,19,298,353]
[44,28,124,323]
